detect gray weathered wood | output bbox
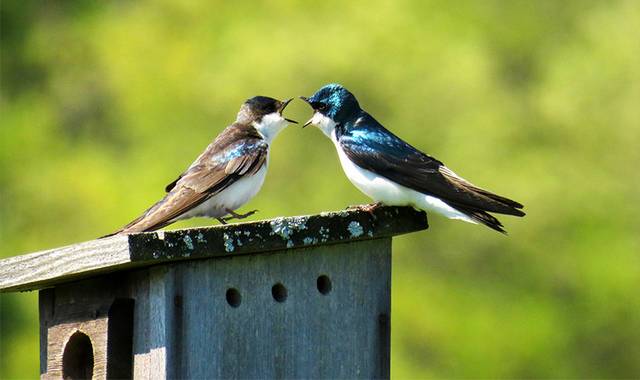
[127,241,393,378]
[39,237,392,379]
[0,206,427,292]
[175,238,392,379]
[18,206,427,379]
[39,275,135,379]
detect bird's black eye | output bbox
[315,102,328,111]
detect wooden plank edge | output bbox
[0,206,427,293]
[0,237,131,293]
[127,206,427,261]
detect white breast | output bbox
[252,113,289,143]
[178,163,268,220]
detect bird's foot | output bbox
[220,209,259,223]
[226,208,258,219]
[346,202,383,216]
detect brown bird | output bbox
[105,96,296,236]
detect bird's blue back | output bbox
[308,83,433,163]
[337,111,440,166]
[211,140,265,165]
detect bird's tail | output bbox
[99,198,173,238]
[455,206,508,234]
[467,186,525,216]
[98,214,145,239]
[438,166,525,217]
[99,214,148,238]
[447,191,525,234]
[100,216,173,238]
[443,183,525,234]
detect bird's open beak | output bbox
[299,96,313,128]
[279,98,298,124]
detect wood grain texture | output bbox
[38,237,393,378]
[39,275,135,379]
[1,237,131,293]
[44,318,109,379]
[1,206,427,292]
[176,238,392,379]
[126,238,391,378]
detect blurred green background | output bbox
[1,0,639,378]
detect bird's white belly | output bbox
[179,164,268,220]
[334,143,474,223]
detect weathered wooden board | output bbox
[1,206,427,292]
[173,238,391,378]
[40,238,392,379]
[39,275,136,379]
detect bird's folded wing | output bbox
[119,140,268,233]
[182,140,268,193]
[339,129,524,216]
[164,124,265,193]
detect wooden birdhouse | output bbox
[0,207,427,379]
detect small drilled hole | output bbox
[271,283,287,303]
[226,288,241,308]
[317,275,332,295]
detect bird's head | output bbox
[237,96,297,142]
[300,84,360,136]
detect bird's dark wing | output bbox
[339,114,525,217]
[165,175,182,192]
[109,136,268,235]
[164,123,264,192]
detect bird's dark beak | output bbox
[279,98,293,112]
[299,96,313,128]
[300,96,310,104]
[279,98,298,124]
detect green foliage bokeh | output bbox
[1,1,639,378]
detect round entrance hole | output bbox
[62,331,94,380]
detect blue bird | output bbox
[301,84,525,233]
[107,96,296,236]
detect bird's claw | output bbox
[218,209,259,224]
[225,208,258,219]
[345,202,383,216]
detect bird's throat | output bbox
[312,112,337,138]
[253,113,289,143]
